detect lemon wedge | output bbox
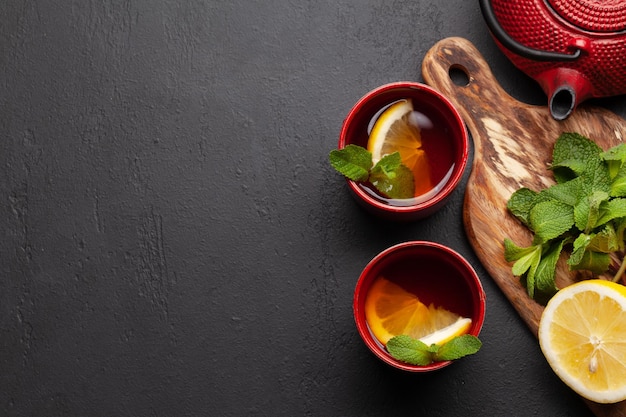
[367,99,432,196]
[420,317,472,346]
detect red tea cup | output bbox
[338,82,469,221]
[353,241,486,372]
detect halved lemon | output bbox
[538,279,626,404]
[367,99,432,196]
[364,276,471,346]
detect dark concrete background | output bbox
[2,1,625,416]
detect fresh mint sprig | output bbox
[386,334,482,366]
[505,132,626,302]
[329,144,414,199]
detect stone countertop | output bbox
[2,1,624,416]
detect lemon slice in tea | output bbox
[367,99,432,196]
[364,275,471,346]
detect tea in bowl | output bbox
[353,241,486,372]
[334,82,469,221]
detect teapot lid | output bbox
[547,0,626,32]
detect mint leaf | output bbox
[524,257,540,299]
[615,217,626,251]
[503,238,540,262]
[434,335,482,361]
[329,145,415,199]
[568,248,611,274]
[584,162,612,195]
[504,239,541,274]
[370,152,415,199]
[609,163,626,196]
[596,198,626,227]
[540,176,583,207]
[373,151,402,176]
[426,343,440,354]
[503,239,543,297]
[569,233,592,266]
[329,145,372,182]
[602,143,626,179]
[568,230,613,272]
[574,190,609,233]
[386,335,432,366]
[551,132,604,182]
[529,200,574,243]
[534,240,562,296]
[387,334,482,366]
[507,188,539,226]
[588,224,619,253]
[601,143,626,163]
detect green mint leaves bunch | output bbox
[329,144,415,199]
[505,132,626,302]
[387,334,482,366]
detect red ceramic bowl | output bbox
[353,241,486,372]
[338,82,469,221]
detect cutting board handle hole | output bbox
[449,65,470,87]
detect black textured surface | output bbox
[2,1,624,416]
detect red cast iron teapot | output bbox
[479,0,626,120]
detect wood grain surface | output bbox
[422,37,626,417]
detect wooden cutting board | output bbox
[422,37,626,417]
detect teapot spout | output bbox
[536,68,593,120]
[550,85,576,121]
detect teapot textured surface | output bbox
[482,0,626,119]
